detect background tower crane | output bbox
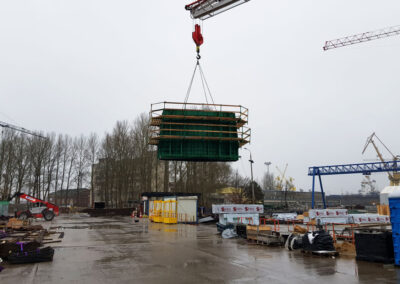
[0,121,46,139]
[359,175,377,195]
[323,25,400,51]
[362,132,400,186]
[276,164,296,192]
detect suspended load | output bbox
[149,102,250,162]
[148,0,252,162]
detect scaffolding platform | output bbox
[150,102,251,162]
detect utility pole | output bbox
[264,162,271,174]
[244,148,255,203]
[264,161,272,191]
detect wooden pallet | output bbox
[247,230,284,246]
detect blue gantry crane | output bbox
[308,161,400,209]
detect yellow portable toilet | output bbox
[153,200,163,223]
[163,200,177,224]
[149,200,154,221]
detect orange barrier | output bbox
[304,222,358,244]
[259,218,280,232]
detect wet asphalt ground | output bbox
[1,214,399,284]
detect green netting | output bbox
[157,109,240,161]
[158,140,239,161]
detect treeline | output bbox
[0,113,259,207]
[93,114,237,207]
[0,129,98,203]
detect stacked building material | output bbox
[0,221,61,266]
[308,209,350,224]
[246,225,284,246]
[350,214,390,224]
[213,205,263,232]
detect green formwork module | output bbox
[158,140,239,161]
[158,109,240,161]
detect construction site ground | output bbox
[1,215,398,284]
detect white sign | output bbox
[219,213,260,226]
[308,209,348,219]
[212,204,264,214]
[350,214,390,224]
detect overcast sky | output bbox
[1,1,400,194]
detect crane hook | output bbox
[193,24,203,60]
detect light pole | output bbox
[264,161,272,191]
[264,162,271,174]
[244,148,255,204]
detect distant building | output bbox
[210,187,246,204]
[263,190,324,210]
[48,188,90,208]
[326,193,379,208]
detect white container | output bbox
[381,186,400,205]
[212,204,264,214]
[177,196,198,223]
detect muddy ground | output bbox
[1,215,399,283]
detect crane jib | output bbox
[186,0,251,20]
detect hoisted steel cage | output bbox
[149,102,251,162]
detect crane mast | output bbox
[323,25,400,51]
[0,121,46,139]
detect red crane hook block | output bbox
[192,24,204,47]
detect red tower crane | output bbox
[323,25,400,51]
[185,0,251,58]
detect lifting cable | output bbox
[183,59,216,109]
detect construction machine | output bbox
[8,192,59,221]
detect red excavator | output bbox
[8,192,59,221]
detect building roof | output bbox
[141,192,201,198]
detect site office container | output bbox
[149,102,250,162]
[177,196,198,224]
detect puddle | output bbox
[50,225,124,230]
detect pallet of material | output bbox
[6,218,29,229]
[246,225,284,246]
